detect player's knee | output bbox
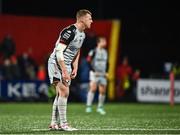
[99,87,106,94]
[58,89,69,97]
[90,85,97,92]
[64,92,69,98]
[90,88,96,93]
[55,82,69,97]
[90,82,97,91]
[99,90,106,95]
[99,85,106,94]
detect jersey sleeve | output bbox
[59,27,75,45]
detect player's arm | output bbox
[55,27,75,86]
[86,49,95,72]
[56,43,70,86]
[71,50,80,79]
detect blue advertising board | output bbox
[0,80,49,101]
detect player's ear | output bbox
[79,17,85,24]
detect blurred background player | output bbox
[85,36,108,115]
[48,9,93,131]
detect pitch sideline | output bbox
[31,128,180,131]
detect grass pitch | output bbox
[0,102,180,134]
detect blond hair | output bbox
[76,9,92,19]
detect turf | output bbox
[0,102,180,134]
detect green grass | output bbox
[0,102,180,134]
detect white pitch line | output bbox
[32,128,180,131]
[32,129,49,131]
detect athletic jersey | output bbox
[49,24,85,66]
[88,48,108,73]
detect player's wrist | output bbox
[62,69,68,73]
[73,67,78,72]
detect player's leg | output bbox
[54,65,77,131]
[56,80,77,131]
[56,82,68,125]
[86,80,97,112]
[49,90,59,130]
[97,78,107,115]
[86,71,97,112]
[48,62,60,130]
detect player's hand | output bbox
[95,72,101,77]
[105,73,109,78]
[71,68,77,79]
[95,72,109,78]
[62,69,71,87]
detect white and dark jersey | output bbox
[49,24,85,66]
[88,48,108,73]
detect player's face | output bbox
[82,14,93,29]
[99,38,107,48]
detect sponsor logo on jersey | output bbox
[63,32,70,40]
[67,30,71,33]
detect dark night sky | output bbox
[1,0,180,77]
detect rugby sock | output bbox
[58,96,68,125]
[98,94,105,108]
[86,91,95,106]
[51,95,59,125]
